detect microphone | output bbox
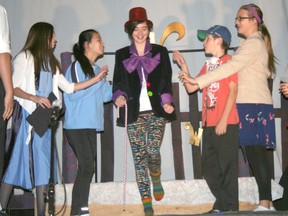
[50,100,62,122]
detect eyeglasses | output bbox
[235,16,253,21]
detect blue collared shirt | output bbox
[63,61,112,131]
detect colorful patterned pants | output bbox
[127,112,165,199]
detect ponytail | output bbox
[259,23,277,77]
[242,4,277,77]
[73,29,99,78]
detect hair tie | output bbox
[248,4,262,24]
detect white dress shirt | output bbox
[0,4,11,54]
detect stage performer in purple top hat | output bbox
[113,7,176,216]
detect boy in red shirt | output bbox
[173,25,239,213]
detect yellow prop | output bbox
[159,22,185,46]
[183,122,203,146]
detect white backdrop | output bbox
[1,0,288,182]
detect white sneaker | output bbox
[253,205,272,211]
[270,206,276,211]
[79,207,90,216]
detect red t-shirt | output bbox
[198,54,239,127]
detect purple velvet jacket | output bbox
[112,41,176,126]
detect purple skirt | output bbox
[237,103,276,149]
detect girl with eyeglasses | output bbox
[177,3,277,212]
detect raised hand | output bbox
[173,50,186,67]
[173,50,190,75]
[178,71,199,93]
[178,71,195,84]
[94,65,109,82]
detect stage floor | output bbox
[55,177,283,206]
[53,203,288,216]
[53,177,285,215]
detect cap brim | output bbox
[197,30,207,41]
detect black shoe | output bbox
[144,207,154,216]
[222,209,237,213]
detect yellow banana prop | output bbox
[159,22,185,46]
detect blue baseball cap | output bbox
[197,25,231,46]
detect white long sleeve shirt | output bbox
[13,50,74,114]
[0,4,10,54]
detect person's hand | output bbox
[178,71,191,82]
[280,82,288,97]
[215,119,227,136]
[115,95,126,108]
[178,71,198,86]
[163,103,174,114]
[173,50,186,66]
[3,92,13,120]
[94,65,109,82]
[173,50,189,73]
[31,95,52,109]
